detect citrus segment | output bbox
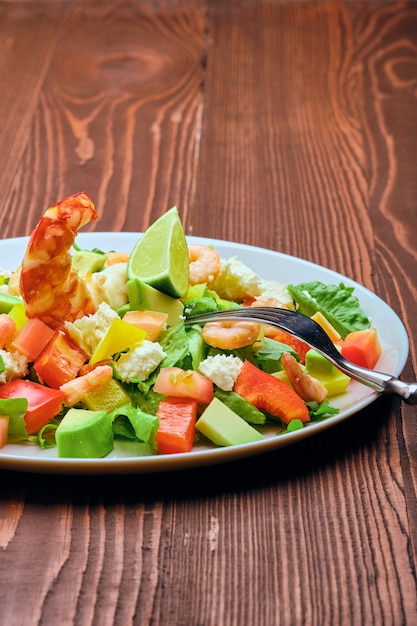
[127,207,189,298]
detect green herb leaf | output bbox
[306,399,340,420]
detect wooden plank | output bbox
[0,3,60,235]
[0,2,416,626]
[0,0,206,236]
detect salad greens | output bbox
[287,281,371,339]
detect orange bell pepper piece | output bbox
[34,329,88,388]
[233,360,310,424]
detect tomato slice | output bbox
[156,397,198,454]
[154,367,214,404]
[0,379,65,434]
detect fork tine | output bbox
[187,307,298,335]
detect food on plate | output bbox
[0,192,382,457]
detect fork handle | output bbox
[324,355,417,404]
[384,379,417,404]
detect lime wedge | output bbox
[127,207,189,298]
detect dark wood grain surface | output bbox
[0,1,416,624]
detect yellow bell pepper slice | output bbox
[90,317,146,365]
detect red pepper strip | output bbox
[34,329,88,388]
[233,360,310,424]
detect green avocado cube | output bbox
[72,250,106,274]
[305,349,338,376]
[56,408,113,458]
[0,293,22,314]
[127,278,183,327]
[196,397,265,446]
[316,371,351,396]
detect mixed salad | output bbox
[0,194,382,459]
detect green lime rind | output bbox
[127,207,189,298]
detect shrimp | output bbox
[0,314,16,348]
[19,191,99,329]
[281,352,327,403]
[251,296,288,309]
[201,320,261,350]
[104,251,130,266]
[188,244,221,285]
[250,297,288,338]
[60,364,113,407]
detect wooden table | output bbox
[1,1,416,624]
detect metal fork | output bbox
[186,307,417,404]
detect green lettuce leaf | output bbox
[110,403,159,451]
[287,281,370,339]
[253,338,299,373]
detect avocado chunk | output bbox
[305,349,338,376]
[196,397,265,446]
[0,293,22,314]
[305,349,351,395]
[72,250,106,275]
[56,408,113,458]
[214,390,266,425]
[127,278,183,327]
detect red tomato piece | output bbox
[0,380,65,434]
[34,329,88,388]
[156,397,198,454]
[153,367,214,404]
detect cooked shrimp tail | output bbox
[281,352,328,403]
[60,364,113,407]
[201,320,261,350]
[188,244,221,285]
[19,191,99,329]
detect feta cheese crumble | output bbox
[115,340,166,383]
[0,349,28,383]
[64,301,119,356]
[198,354,243,391]
[211,257,262,300]
[89,262,128,311]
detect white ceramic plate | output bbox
[0,233,409,474]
